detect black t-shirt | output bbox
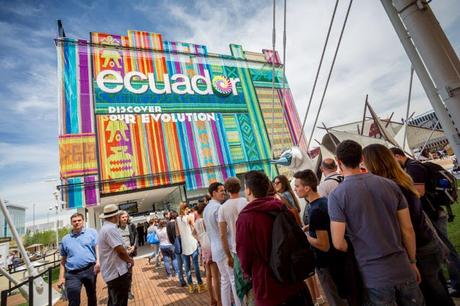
[404,159,427,185]
[404,159,440,219]
[399,186,434,249]
[307,197,331,268]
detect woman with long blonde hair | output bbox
[176,201,205,294]
[363,144,454,306]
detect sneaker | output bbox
[188,284,196,294]
[179,281,187,287]
[128,292,134,300]
[197,283,207,293]
[315,296,326,306]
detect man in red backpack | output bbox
[236,171,313,306]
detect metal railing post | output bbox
[48,267,53,306]
[28,276,34,306]
[1,290,8,306]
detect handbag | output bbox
[147,232,159,245]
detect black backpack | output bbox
[422,161,458,206]
[325,174,344,184]
[269,208,316,284]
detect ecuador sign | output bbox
[58,30,306,205]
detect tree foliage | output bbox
[22,227,70,247]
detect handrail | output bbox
[1,264,59,306]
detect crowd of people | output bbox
[57,139,460,306]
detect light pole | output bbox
[51,191,60,250]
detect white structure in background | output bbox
[0,203,26,237]
[26,220,65,233]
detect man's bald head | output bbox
[321,158,337,175]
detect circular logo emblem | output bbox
[211,75,233,96]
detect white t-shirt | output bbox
[98,221,129,283]
[194,218,210,250]
[118,225,131,248]
[176,215,198,256]
[217,197,247,253]
[155,227,172,246]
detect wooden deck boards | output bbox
[55,257,209,306]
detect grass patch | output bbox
[447,203,460,252]
[43,267,60,283]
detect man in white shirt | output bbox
[205,182,239,306]
[98,204,134,306]
[218,177,246,306]
[318,158,343,197]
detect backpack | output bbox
[269,208,316,284]
[146,231,159,245]
[325,174,344,184]
[422,161,458,206]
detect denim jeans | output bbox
[433,212,460,292]
[364,279,425,306]
[160,244,178,276]
[175,251,186,285]
[417,242,454,306]
[149,243,160,266]
[182,248,202,285]
[65,264,97,306]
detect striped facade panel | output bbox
[57,39,99,208]
[58,30,306,208]
[255,87,294,156]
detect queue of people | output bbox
[58,139,459,306]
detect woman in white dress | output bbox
[176,202,205,294]
[193,202,221,306]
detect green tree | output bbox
[22,227,71,247]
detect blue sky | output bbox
[0,0,459,222]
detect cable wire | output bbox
[280,0,289,150]
[306,0,354,151]
[297,0,340,146]
[271,0,277,160]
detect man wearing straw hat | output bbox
[98,204,135,306]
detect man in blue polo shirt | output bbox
[58,213,99,306]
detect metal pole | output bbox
[53,192,59,249]
[361,95,368,135]
[403,66,414,149]
[381,0,460,158]
[0,199,37,279]
[28,276,34,306]
[1,290,7,306]
[48,267,52,306]
[0,266,28,297]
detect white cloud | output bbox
[1,3,44,17]
[0,142,57,169]
[0,142,59,221]
[5,63,58,113]
[163,0,459,142]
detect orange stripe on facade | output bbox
[122,36,133,73]
[147,120,162,186]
